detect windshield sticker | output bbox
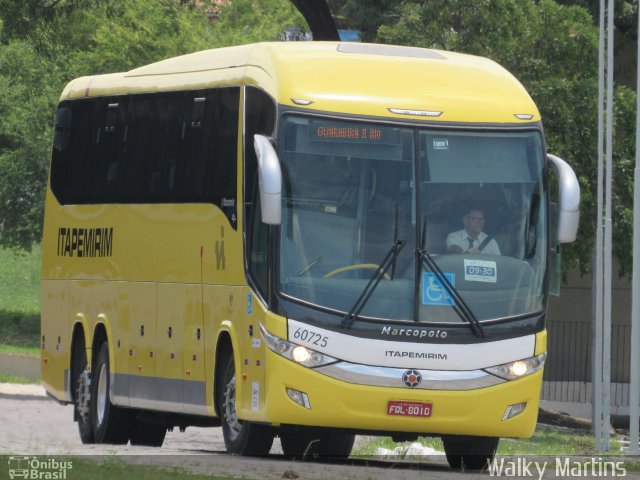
[421,272,455,306]
[433,139,449,150]
[464,259,497,283]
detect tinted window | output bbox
[49,87,240,228]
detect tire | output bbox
[91,341,132,444]
[280,430,355,459]
[130,419,167,447]
[71,332,94,444]
[217,352,274,455]
[442,435,499,471]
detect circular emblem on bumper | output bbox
[402,369,422,388]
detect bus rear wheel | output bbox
[130,419,167,447]
[442,435,499,471]
[90,341,131,444]
[217,352,274,455]
[279,430,355,458]
[71,332,94,444]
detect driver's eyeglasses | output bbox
[468,217,485,222]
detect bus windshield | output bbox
[277,115,547,324]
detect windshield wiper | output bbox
[415,220,486,338]
[340,239,406,329]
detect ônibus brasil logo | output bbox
[7,456,73,479]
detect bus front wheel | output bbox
[217,352,274,455]
[90,341,131,444]
[442,435,499,471]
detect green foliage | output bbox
[0,0,304,252]
[214,0,307,45]
[0,311,40,348]
[0,41,60,250]
[1,0,637,277]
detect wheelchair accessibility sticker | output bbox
[422,272,455,306]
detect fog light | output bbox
[286,388,311,409]
[502,402,527,420]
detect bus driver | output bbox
[446,208,501,255]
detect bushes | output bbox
[0,310,40,347]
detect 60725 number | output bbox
[292,327,329,348]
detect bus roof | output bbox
[61,42,540,124]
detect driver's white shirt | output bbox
[445,229,501,256]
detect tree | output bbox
[0,0,305,250]
[290,0,339,40]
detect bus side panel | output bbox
[40,279,71,402]
[122,282,157,409]
[234,287,267,421]
[155,283,187,412]
[179,283,207,416]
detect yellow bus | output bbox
[41,42,580,468]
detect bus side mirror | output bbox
[548,154,580,243]
[254,134,282,225]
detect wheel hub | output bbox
[76,369,91,423]
[223,376,242,440]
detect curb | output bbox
[0,382,46,396]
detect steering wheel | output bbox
[323,263,392,280]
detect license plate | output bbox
[387,400,432,417]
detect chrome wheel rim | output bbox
[76,369,92,423]
[96,363,107,426]
[223,375,242,441]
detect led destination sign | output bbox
[310,120,399,145]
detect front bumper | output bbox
[260,349,542,438]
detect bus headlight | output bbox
[260,323,338,368]
[484,353,546,380]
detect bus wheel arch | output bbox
[214,331,233,419]
[214,331,274,455]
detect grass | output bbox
[0,457,251,480]
[0,372,39,384]
[0,245,41,314]
[0,343,40,356]
[352,425,627,458]
[0,245,41,350]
